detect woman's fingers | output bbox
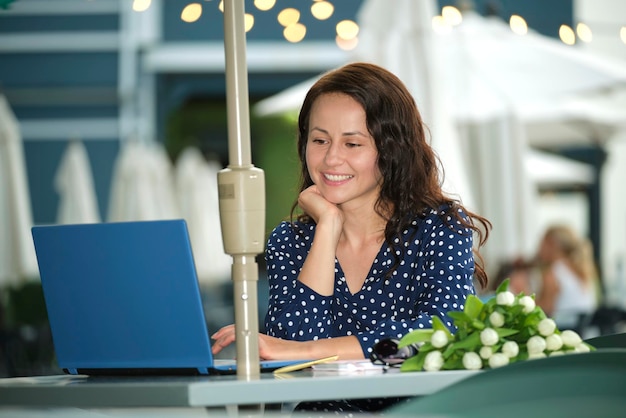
[211,324,236,354]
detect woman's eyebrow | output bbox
[309,126,329,135]
[310,126,368,137]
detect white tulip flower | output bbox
[560,330,583,348]
[489,311,505,328]
[545,333,563,351]
[502,341,519,358]
[519,296,536,314]
[462,351,483,370]
[431,330,449,348]
[480,328,499,346]
[423,350,444,371]
[496,291,515,306]
[479,346,493,360]
[575,343,591,353]
[528,351,547,360]
[538,318,557,337]
[527,335,547,354]
[549,350,564,356]
[488,353,509,368]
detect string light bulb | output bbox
[284,22,306,43]
[254,0,275,12]
[509,15,528,35]
[244,13,254,32]
[621,27,626,45]
[336,20,359,40]
[442,6,462,26]
[181,3,202,22]
[559,24,576,45]
[576,22,593,43]
[132,0,151,12]
[311,1,334,20]
[278,8,300,27]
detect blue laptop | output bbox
[31,219,303,376]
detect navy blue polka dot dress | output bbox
[264,206,476,357]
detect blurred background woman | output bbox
[535,224,600,331]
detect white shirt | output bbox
[551,259,597,329]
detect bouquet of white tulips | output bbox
[398,279,595,372]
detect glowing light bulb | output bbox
[254,0,275,12]
[509,15,528,35]
[559,24,576,45]
[576,22,592,43]
[133,0,151,12]
[621,27,626,44]
[442,6,462,26]
[245,13,254,32]
[336,20,359,40]
[311,1,334,20]
[278,8,300,27]
[181,3,202,22]
[284,22,306,43]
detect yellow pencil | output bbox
[273,355,340,374]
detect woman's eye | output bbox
[346,142,361,148]
[312,138,327,144]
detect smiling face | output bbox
[305,93,381,211]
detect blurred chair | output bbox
[585,332,626,349]
[386,350,626,418]
[589,306,626,335]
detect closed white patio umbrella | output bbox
[0,94,38,286]
[175,147,231,285]
[54,140,101,225]
[107,141,180,222]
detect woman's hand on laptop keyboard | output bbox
[211,324,365,361]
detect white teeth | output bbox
[324,173,353,181]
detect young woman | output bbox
[535,224,599,330]
[212,62,490,364]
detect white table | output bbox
[0,369,478,416]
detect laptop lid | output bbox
[32,219,226,375]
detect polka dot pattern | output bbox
[264,207,476,357]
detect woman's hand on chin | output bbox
[299,186,344,229]
[299,185,335,220]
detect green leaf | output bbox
[400,351,426,372]
[398,329,434,347]
[464,295,484,319]
[443,353,464,370]
[417,343,438,354]
[447,311,473,327]
[523,310,544,328]
[444,331,481,355]
[495,278,510,294]
[471,320,486,330]
[495,328,519,338]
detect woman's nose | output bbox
[324,143,343,166]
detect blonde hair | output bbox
[543,225,598,285]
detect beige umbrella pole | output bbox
[219,0,265,378]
